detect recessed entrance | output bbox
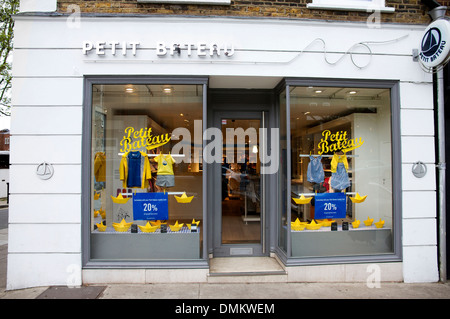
[209,89,274,257]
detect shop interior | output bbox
[91,84,204,239]
[288,86,393,231]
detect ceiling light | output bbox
[314,90,322,94]
[163,86,173,94]
[348,91,357,95]
[125,87,134,93]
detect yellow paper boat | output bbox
[187,219,201,230]
[94,210,99,218]
[94,193,100,200]
[175,192,194,204]
[169,221,184,232]
[364,217,374,226]
[375,219,385,228]
[318,219,335,227]
[292,195,313,205]
[111,193,130,204]
[349,193,368,203]
[99,209,106,219]
[96,222,107,232]
[138,222,158,233]
[112,218,133,232]
[291,218,306,231]
[352,220,361,228]
[306,220,322,230]
[150,220,163,227]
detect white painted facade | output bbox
[7,0,440,289]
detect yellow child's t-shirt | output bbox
[154,154,175,175]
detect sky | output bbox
[0,116,10,130]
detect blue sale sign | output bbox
[314,193,346,219]
[133,192,168,220]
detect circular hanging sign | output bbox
[419,19,450,68]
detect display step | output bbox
[208,257,287,282]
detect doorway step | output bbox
[208,257,287,283]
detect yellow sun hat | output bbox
[349,193,368,203]
[292,195,313,205]
[175,192,194,204]
[111,193,130,204]
[138,222,159,233]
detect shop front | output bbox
[7,13,440,289]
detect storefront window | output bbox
[287,85,394,258]
[89,83,204,261]
[278,89,288,254]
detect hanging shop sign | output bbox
[133,192,169,220]
[82,41,235,58]
[119,127,171,153]
[317,130,364,155]
[314,192,347,219]
[419,19,450,68]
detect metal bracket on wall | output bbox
[412,48,419,62]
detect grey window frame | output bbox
[81,75,209,269]
[275,78,402,266]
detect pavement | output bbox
[1,204,450,301]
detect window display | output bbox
[89,83,204,261]
[285,85,394,258]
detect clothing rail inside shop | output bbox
[299,154,359,158]
[118,153,185,157]
[121,192,186,196]
[294,192,357,196]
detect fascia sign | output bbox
[82,41,235,58]
[419,18,450,68]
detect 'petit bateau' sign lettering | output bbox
[82,41,235,58]
[419,19,450,69]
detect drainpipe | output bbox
[425,3,448,282]
[436,53,447,283]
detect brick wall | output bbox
[57,0,434,24]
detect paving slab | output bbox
[0,287,48,299]
[100,283,201,299]
[35,286,107,299]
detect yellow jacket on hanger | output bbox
[94,152,106,182]
[330,153,349,173]
[119,151,152,189]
